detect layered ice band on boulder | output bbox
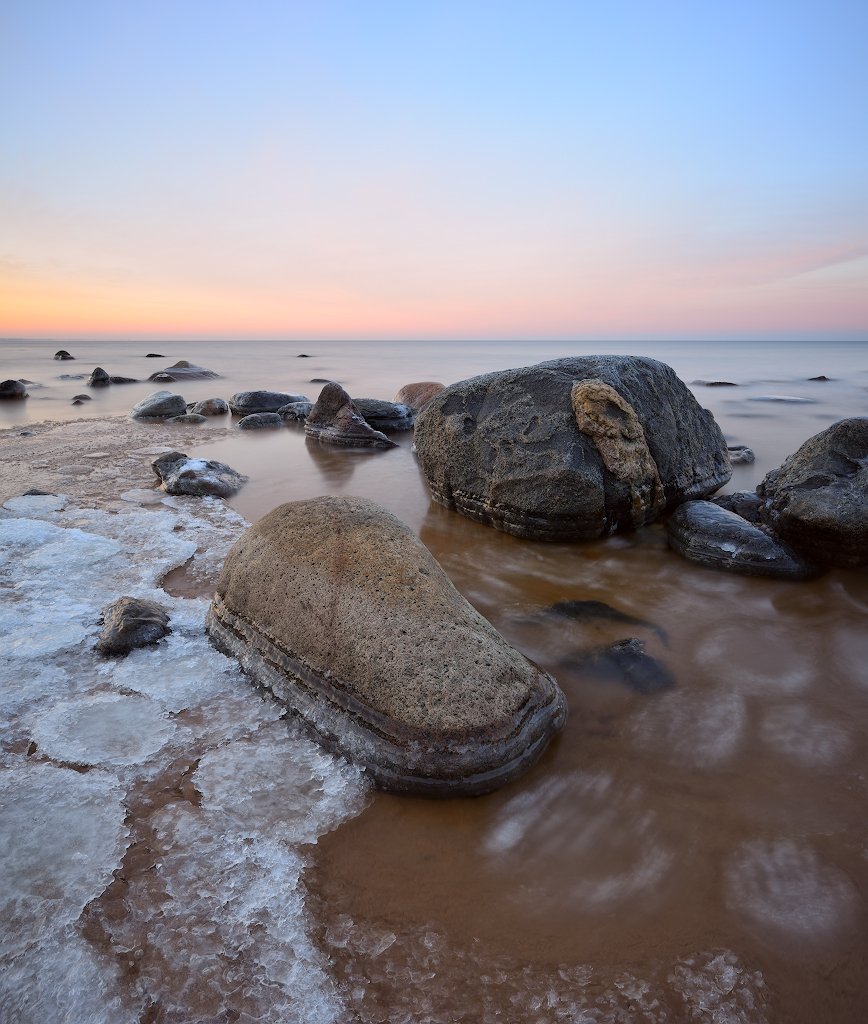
[413,355,731,540]
[205,496,567,795]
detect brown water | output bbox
[2,337,867,1022]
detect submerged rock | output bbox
[666,501,820,579]
[190,397,229,416]
[757,418,868,567]
[565,637,674,694]
[95,596,171,655]
[229,390,308,416]
[394,380,445,412]
[152,451,247,497]
[0,379,28,399]
[546,599,667,644]
[130,390,187,419]
[109,375,138,384]
[167,413,207,424]
[237,412,283,430]
[414,356,730,541]
[305,382,397,449]
[206,496,566,794]
[87,367,111,387]
[353,398,415,432]
[147,359,220,382]
[53,349,74,360]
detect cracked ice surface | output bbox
[0,496,371,1023]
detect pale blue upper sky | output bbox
[1,0,866,339]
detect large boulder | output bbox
[413,356,731,541]
[305,382,397,448]
[152,451,247,497]
[756,418,868,567]
[206,496,566,795]
[148,359,220,382]
[229,390,308,416]
[666,500,820,579]
[130,390,187,419]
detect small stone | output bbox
[728,445,755,465]
[666,500,820,579]
[305,382,397,448]
[87,367,111,387]
[53,349,75,360]
[151,451,247,497]
[190,398,229,416]
[145,352,164,357]
[95,596,171,655]
[277,401,313,422]
[566,637,674,694]
[72,394,92,401]
[167,413,207,424]
[237,412,284,430]
[0,379,28,399]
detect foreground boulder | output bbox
[152,451,247,497]
[757,418,868,567]
[96,597,171,655]
[666,501,820,579]
[305,382,397,448]
[229,390,308,416]
[130,390,187,419]
[414,356,731,541]
[206,496,566,794]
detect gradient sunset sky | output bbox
[2,0,866,341]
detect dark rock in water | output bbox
[546,599,667,644]
[108,375,138,384]
[0,379,28,399]
[206,496,566,795]
[147,360,220,382]
[808,375,830,381]
[58,373,87,380]
[414,356,731,541]
[54,349,74,360]
[278,400,313,422]
[310,378,332,384]
[353,397,415,432]
[749,395,815,404]
[566,638,674,694]
[145,352,164,358]
[712,490,762,522]
[96,596,171,656]
[728,445,755,465]
[305,382,397,448]
[666,500,820,579]
[757,418,868,567]
[229,390,309,416]
[394,381,445,412]
[87,367,111,387]
[297,353,310,357]
[71,399,84,406]
[23,488,53,496]
[130,390,187,419]
[190,397,229,416]
[152,451,247,497]
[167,413,207,424]
[693,380,738,387]
[72,394,91,401]
[237,412,283,430]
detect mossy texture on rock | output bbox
[413,356,730,541]
[206,496,566,794]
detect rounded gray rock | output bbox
[205,496,566,795]
[96,596,171,655]
[666,500,820,579]
[757,417,868,567]
[130,390,188,419]
[191,397,229,416]
[229,390,309,416]
[151,451,247,496]
[237,412,283,430]
[414,356,731,541]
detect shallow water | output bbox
[1,337,867,1022]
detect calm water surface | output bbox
[2,337,867,1022]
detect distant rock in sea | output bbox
[53,349,75,360]
[147,360,220,382]
[0,379,28,400]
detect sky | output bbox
[1,0,866,341]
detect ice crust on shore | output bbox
[0,495,371,1023]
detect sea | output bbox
[1,337,866,1023]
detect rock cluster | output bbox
[305,382,397,448]
[206,496,566,794]
[414,356,730,540]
